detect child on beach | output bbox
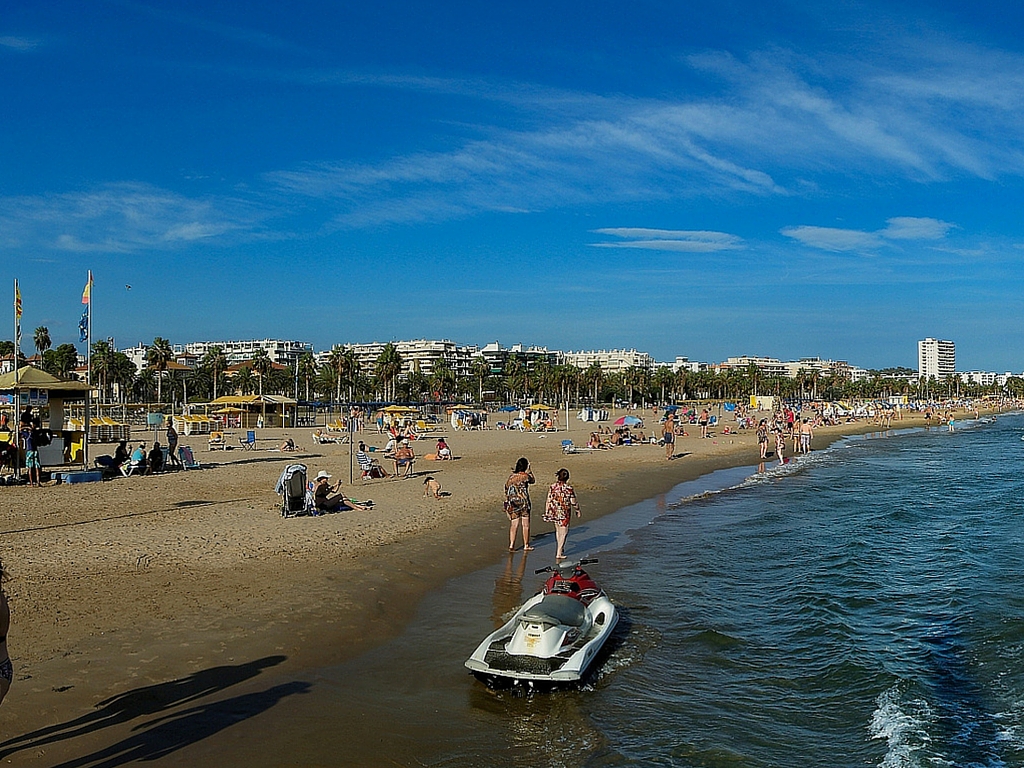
[423,477,442,498]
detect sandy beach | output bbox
[0,408,966,762]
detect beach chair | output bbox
[121,457,143,477]
[179,446,201,470]
[274,463,312,517]
[239,430,257,451]
[208,431,225,450]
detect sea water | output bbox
[215,415,1024,767]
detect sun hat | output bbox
[315,470,332,481]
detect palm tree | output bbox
[91,340,116,402]
[327,345,348,404]
[33,326,51,359]
[428,357,454,401]
[110,352,136,403]
[201,346,228,401]
[251,348,273,396]
[297,352,317,402]
[584,362,603,404]
[234,366,255,395]
[145,337,174,403]
[471,357,491,404]
[652,366,675,404]
[374,343,403,401]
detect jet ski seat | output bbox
[521,594,587,628]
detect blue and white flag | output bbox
[79,309,89,342]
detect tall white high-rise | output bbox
[918,338,956,379]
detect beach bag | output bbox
[369,465,386,479]
[504,481,529,516]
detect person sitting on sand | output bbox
[146,441,164,474]
[423,476,442,498]
[436,437,452,460]
[278,438,299,451]
[312,471,370,512]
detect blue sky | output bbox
[4,0,1024,371]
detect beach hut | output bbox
[208,395,298,429]
[0,365,95,468]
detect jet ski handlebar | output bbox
[534,558,597,575]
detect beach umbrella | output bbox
[614,415,642,426]
[498,405,518,412]
[663,405,679,413]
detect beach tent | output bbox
[614,415,643,427]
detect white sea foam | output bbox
[869,684,935,768]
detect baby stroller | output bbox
[275,463,312,517]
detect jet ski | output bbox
[465,558,618,687]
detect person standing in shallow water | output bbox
[544,468,581,560]
[504,458,535,552]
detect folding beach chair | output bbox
[239,430,257,450]
[179,446,201,470]
[275,463,312,517]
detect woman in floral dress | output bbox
[544,468,582,560]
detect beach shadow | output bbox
[48,681,310,768]
[0,656,286,761]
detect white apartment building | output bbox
[717,356,790,378]
[563,349,653,374]
[182,339,310,368]
[324,339,479,379]
[781,357,856,380]
[918,338,956,380]
[671,357,707,373]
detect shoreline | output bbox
[0,410,989,761]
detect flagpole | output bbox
[13,278,20,480]
[83,271,92,468]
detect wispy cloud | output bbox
[0,183,259,254]
[0,36,39,51]
[257,35,1024,228]
[781,216,955,252]
[591,228,745,252]
[781,226,883,252]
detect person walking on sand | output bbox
[545,468,581,560]
[663,412,676,460]
[504,457,535,552]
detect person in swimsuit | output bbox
[1,557,11,706]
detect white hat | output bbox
[315,471,332,481]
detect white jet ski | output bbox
[465,558,618,687]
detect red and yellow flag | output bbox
[82,271,93,305]
[14,280,21,319]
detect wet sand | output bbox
[0,410,949,763]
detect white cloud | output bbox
[591,229,745,252]
[0,183,257,254]
[781,226,883,252]
[879,217,954,240]
[0,36,38,51]
[782,216,957,253]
